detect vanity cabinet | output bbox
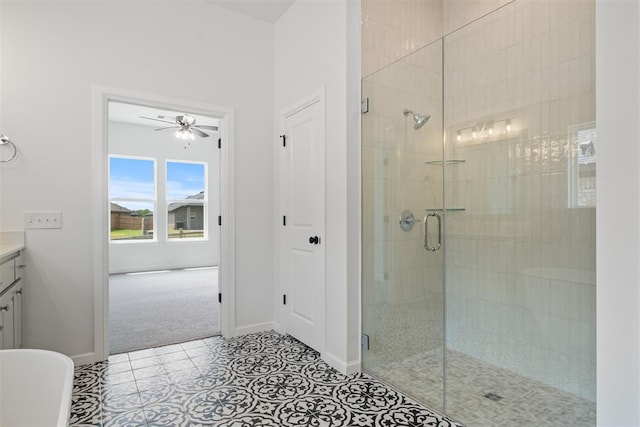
[0,251,23,350]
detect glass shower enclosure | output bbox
[361,1,596,425]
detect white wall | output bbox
[274,0,361,373]
[108,121,220,274]
[596,1,640,424]
[0,1,274,359]
[0,0,4,232]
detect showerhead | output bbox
[403,108,431,130]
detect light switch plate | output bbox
[24,211,63,229]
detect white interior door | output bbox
[280,93,325,352]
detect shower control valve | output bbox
[399,210,416,232]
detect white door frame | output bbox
[91,86,235,361]
[277,88,326,349]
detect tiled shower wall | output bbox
[444,0,596,400]
[362,0,511,77]
[362,0,443,77]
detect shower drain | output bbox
[484,392,504,402]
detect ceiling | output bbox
[108,1,295,130]
[205,0,295,23]
[108,102,220,132]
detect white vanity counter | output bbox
[0,243,24,261]
[0,231,24,260]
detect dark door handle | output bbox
[308,236,319,245]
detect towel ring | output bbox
[0,135,17,163]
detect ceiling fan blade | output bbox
[191,127,210,138]
[140,116,176,125]
[196,125,219,131]
[154,126,178,131]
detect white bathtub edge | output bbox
[55,352,74,427]
[0,349,74,427]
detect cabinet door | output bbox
[0,257,14,292]
[13,282,22,348]
[0,290,14,349]
[15,251,24,280]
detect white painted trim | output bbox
[92,88,109,363]
[230,322,277,337]
[346,0,363,373]
[344,360,361,375]
[71,352,96,367]
[219,107,235,339]
[322,351,360,375]
[92,86,236,362]
[272,321,283,334]
[281,92,323,119]
[276,87,326,351]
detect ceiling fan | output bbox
[139,113,218,140]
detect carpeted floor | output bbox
[109,267,220,355]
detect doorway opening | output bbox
[93,88,235,361]
[107,101,221,354]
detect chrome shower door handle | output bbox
[424,212,442,252]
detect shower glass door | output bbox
[361,38,446,413]
[362,1,596,425]
[442,1,596,425]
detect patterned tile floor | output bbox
[71,331,458,426]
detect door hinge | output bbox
[218,216,222,226]
[283,216,286,226]
[361,333,370,351]
[218,293,222,303]
[361,97,369,114]
[218,138,221,149]
[283,294,287,305]
[280,134,286,147]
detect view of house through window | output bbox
[109,156,156,241]
[109,157,208,241]
[167,161,207,239]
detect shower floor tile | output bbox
[368,349,596,427]
[70,331,458,427]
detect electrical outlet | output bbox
[24,211,63,229]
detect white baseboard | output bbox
[230,322,277,337]
[272,322,283,334]
[72,352,98,367]
[322,351,361,375]
[344,359,361,375]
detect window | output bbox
[166,161,207,240]
[109,156,156,241]
[568,122,596,208]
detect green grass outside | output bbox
[168,230,204,239]
[111,229,144,239]
[111,229,204,240]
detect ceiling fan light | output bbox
[175,129,195,141]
